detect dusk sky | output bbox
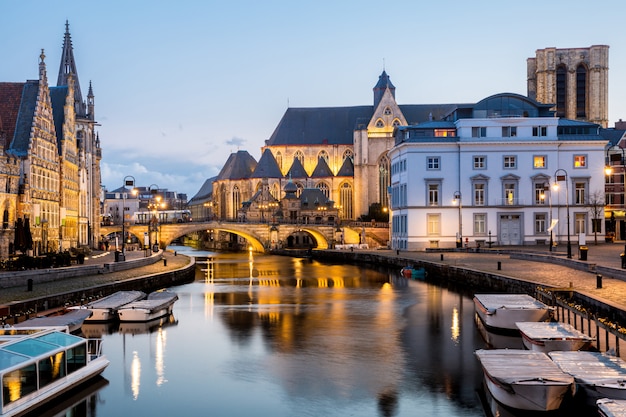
[1,0,625,198]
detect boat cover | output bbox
[475,349,574,385]
[85,291,146,309]
[516,322,595,341]
[474,294,549,314]
[597,398,626,417]
[14,309,93,329]
[549,351,626,385]
[121,292,178,312]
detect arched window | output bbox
[383,107,392,115]
[232,186,240,220]
[340,182,353,220]
[556,65,567,118]
[392,119,401,127]
[295,182,303,198]
[576,64,587,118]
[343,149,353,162]
[275,151,283,171]
[375,119,385,128]
[271,183,279,200]
[316,182,329,198]
[318,150,329,165]
[294,150,304,165]
[2,209,8,229]
[378,154,390,207]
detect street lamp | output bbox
[121,176,136,259]
[148,184,162,252]
[554,169,571,259]
[543,183,554,252]
[453,191,462,248]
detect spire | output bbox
[39,49,47,83]
[87,80,94,120]
[373,70,396,109]
[57,20,85,116]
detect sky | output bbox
[1,0,625,198]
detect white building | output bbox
[389,93,607,251]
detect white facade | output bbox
[389,94,608,250]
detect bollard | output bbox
[396,249,400,256]
[163,259,167,267]
[597,274,603,289]
[174,251,177,256]
[27,279,33,292]
[440,254,444,261]
[497,261,501,270]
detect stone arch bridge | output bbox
[100,221,388,253]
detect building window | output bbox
[535,213,547,234]
[576,65,587,118]
[502,126,517,137]
[532,126,548,137]
[574,155,586,168]
[533,155,546,168]
[316,182,329,198]
[383,107,392,115]
[474,214,486,235]
[343,149,354,162]
[472,127,487,138]
[379,155,390,207]
[575,182,586,204]
[427,157,440,170]
[575,213,586,234]
[503,156,516,169]
[392,119,401,127]
[556,65,567,118]
[474,183,485,206]
[427,214,440,235]
[535,183,547,205]
[275,151,282,171]
[504,183,516,205]
[340,182,353,219]
[318,150,329,164]
[375,119,384,128]
[473,156,486,169]
[294,150,304,165]
[428,184,439,206]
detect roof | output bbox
[286,157,308,178]
[8,80,39,156]
[336,157,354,177]
[251,148,283,178]
[300,188,330,205]
[600,128,626,147]
[189,177,216,203]
[0,82,25,150]
[310,157,334,178]
[216,150,257,181]
[50,86,68,153]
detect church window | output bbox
[232,186,241,219]
[576,65,587,118]
[343,149,353,162]
[378,155,390,207]
[295,182,303,198]
[556,65,567,117]
[383,107,392,115]
[375,119,385,128]
[275,151,283,171]
[294,150,304,165]
[316,182,329,198]
[392,119,401,127]
[318,150,329,165]
[340,182,353,220]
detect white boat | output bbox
[475,349,575,411]
[75,290,146,322]
[516,321,595,353]
[598,398,626,417]
[0,326,109,417]
[473,294,553,332]
[549,351,626,405]
[13,309,93,333]
[117,290,178,322]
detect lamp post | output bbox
[148,184,162,252]
[554,169,571,259]
[121,176,136,259]
[543,183,554,252]
[453,191,462,248]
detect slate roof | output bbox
[0,82,26,151]
[286,157,308,178]
[300,188,330,206]
[310,157,334,178]
[216,150,257,181]
[9,80,39,156]
[600,129,626,147]
[336,157,354,177]
[50,86,68,153]
[251,148,283,178]
[189,177,216,203]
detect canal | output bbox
[33,247,594,416]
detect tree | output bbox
[587,190,605,245]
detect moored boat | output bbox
[549,351,626,405]
[117,290,178,322]
[13,308,93,333]
[475,349,575,411]
[516,321,595,353]
[400,266,427,280]
[0,326,109,417]
[598,398,626,417]
[73,290,146,322]
[473,294,553,333]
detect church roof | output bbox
[336,157,354,177]
[57,21,86,116]
[50,86,68,153]
[216,150,257,181]
[374,70,395,90]
[0,82,25,150]
[300,188,330,206]
[8,80,39,156]
[251,148,283,178]
[286,157,308,178]
[310,157,334,178]
[189,176,216,203]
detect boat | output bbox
[400,265,427,279]
[598,398,626,417]
[473,293,553,333]
[0,326,109,417]
[474,349,575,411]
[549,351,626,405]
[13,309,93,333]
[117,290,178,322]
[118,314,178,335]
[72,290,146,322]
[516,321,595,353]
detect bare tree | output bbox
[587,190,605,245]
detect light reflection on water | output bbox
[41,247,595,417]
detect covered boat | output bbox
[400,266,427,280]
[598,398,626,417]
[475,349,574,411]
[0,326,109,417]
[549,351,626,405]
[473,294,553,333]
[13,309,93,333]
[74,290,146,322]
[117,290,178,322]
[516,321,595,353]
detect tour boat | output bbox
[475,349,575,411]
[516,321,595,353]
[74,290,146,322]
[597,398,626,417]
[0,326,109,417]
[549,351,626,405]
[13,308,93,333]
[473,293,553,333]
[400,266,427,280]
[117,290,178,322]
